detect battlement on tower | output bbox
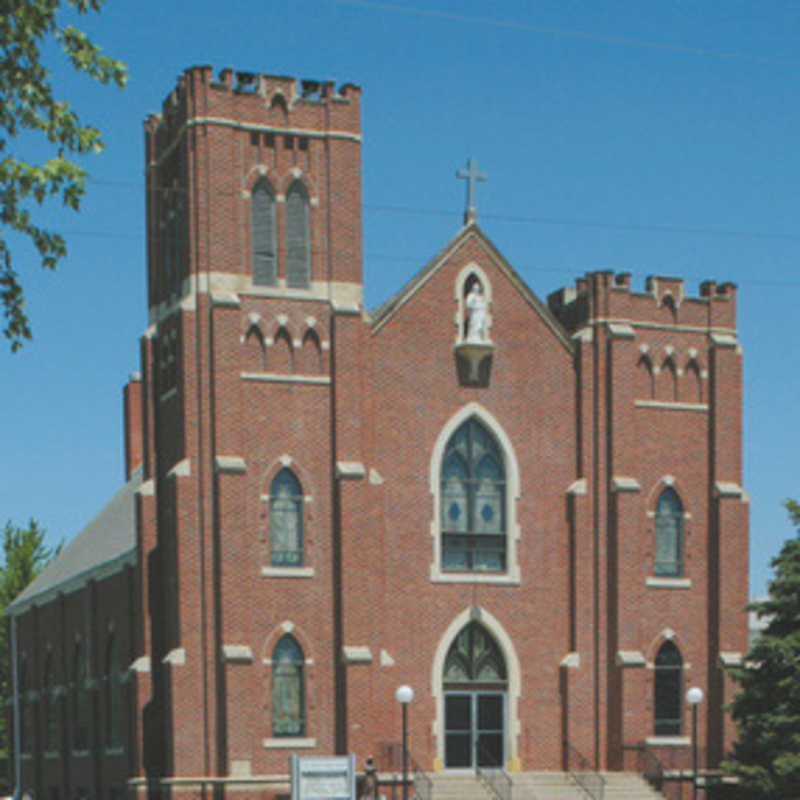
[548,270,738,332]
[144,65,361,146]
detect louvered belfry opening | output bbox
[286,180,310,288]
[252,178,277,286]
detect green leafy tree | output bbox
[724,500,800,798]
[1,0,127,350]
[0,520,58,764]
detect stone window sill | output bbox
[72,749,90,758]
[261,566,315,578]
[104,746,125,757]
[645,736,690,747]
[44,750,59,760]
[263,737,316,749]
[646,577,691,589]
[430,566,520,585]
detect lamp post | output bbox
[686,686,704,800]
[395,685,414,800]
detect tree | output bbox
[1,0,127,351]
[724,500,800,798]
[0,520,58,767]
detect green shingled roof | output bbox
[6,469,141,615]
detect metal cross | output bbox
[456,156,487,225]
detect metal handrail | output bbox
[621,743,665,791]
[410,754,432,800]
[373,742,432,800]
[475,742,512,800]
[565,742,605,800]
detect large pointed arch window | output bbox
[270,469,304,566]
[252,178,277,286]
[272,635,305,736]
[655,488,684,577]
[286,180,310,288]
[441,418,506,572]
[654,641,683,735]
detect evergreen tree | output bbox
[0,520,58,763]
[724,500,800,798]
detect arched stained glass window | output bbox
[272,635,305,736]
[654,641,683,735]
[441,418,506,572]
[252,179,277,286]
[443,623,506,685]
[655,488,683,577]
[44,653,58,751]
[73,642,89,751]
[286,181,310,288]
[270,469,304,566]
[19,659,32,754]
[105,635,124,749]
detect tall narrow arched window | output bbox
[73,642,89,751]
[270,469,304,566]
[286,180,310,288]
[654,641,683,735]
[44,653,58,752]
[105,635,124,749]
[272,635,305,736]
[441,418,506,572]
[655,488,684,576]
[19,659,32,754]
[252,178,277,286]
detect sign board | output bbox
[291,754,356,800]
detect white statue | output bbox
[465,282,487,342]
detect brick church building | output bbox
[7,66,750,799]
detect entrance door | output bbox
[444,692,505,768]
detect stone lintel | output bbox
[616,650,647,667]
[342,645,372,664]
[336,461,366,479]
[610,476,641,493]
[710,332,737,348]
[215,455,247,474]
[607,322,635,339]
[715,481,743,498]
[211,290,241,308]
[719,651,743,668]
[222,645,254,664]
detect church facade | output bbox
[7,66,749,799]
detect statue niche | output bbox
[455,272,494,387]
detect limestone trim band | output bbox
[151,116,360,167]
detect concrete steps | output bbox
[424,771,664,800]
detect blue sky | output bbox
[1,0,798,597]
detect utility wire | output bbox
[337,0,800,67]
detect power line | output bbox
[365,204,800,243]
[76,187,800,245]
[337,0,800,67]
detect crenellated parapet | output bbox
[145,65,361,153]
[548,270,738,333]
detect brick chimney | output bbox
[123,372,143,480]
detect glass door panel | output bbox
[476,694,504,767]
[445,694,472,767]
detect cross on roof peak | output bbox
[456,156,487,226]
